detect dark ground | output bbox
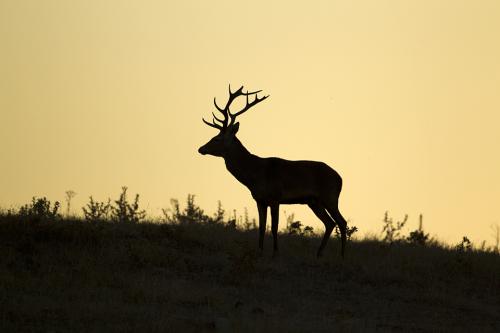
[1,216,499,332]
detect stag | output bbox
[198,85,348,257]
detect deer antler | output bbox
[202,85,269,131]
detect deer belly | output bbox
[279,189,318,204]
[251,184,317,205]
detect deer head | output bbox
[198,85,269,157]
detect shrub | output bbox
[382,211,408,243]
[111,187,146,223]
[162,194,224,225]
[180,194,211,223]
[285,214,315,236]
[82,197,111,222]
[213,200,225,224]
[407,230,429,245]
[286,220,304,235]
[407,214,430,245]
[456,236,472,252]
[162,199,181,223]
[18,197,61,220]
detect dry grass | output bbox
[1,215,499,332]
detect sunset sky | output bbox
[1,1,499,245]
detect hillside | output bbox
[1,213,499,332]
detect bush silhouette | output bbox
[19,197,61,221]
[382,211,408,243]
[82,197,111,222]
[111,187,146,223]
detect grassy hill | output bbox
[1,210,499,332]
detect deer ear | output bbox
[230,122,240,135]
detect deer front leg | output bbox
[270,204,279,255]
[257,202,267,252]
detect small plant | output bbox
[382,211,408,243]
[407,229,429,245]
[242,216,257,230]
[162,194,214,224]
[181,194,211,224]
[82,197,111,222]
[213,200,225,224]
[303,225,315,236]
[65,190,77,216]
[227,209,237,228]
[287,221,304,235]
[455,236,472,252]
[183,194,206,223]
[285,213,299,234]
[226,219,237,229]
[407,214,429,245]
[491,223,499,254]
[111,187,146,223]
[1,208,15,217]
[285,213,314,236]
[241,207,256,230]
[162,199,181,223]
[334,224,358,240]
[19,197,61,220]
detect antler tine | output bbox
[241,88,263,95]
[228,90,269,126]
[213,97,229,128]
[202,117,223,130]
[213,97,226,113]
[226,85,245,105]
[212,112,225,124]
[228,85,261,97]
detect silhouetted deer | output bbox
[198,85,348,257]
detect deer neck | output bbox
[223,138,260,187]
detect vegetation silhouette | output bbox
[1,193,499,332]
[82,187,146,223]
[199,85,349,257]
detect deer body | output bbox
[223,138,342,205]
[199,86,348,257]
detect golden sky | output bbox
[1,1,499,245]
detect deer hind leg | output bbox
[257,202,268,252]
[325,201,347,258]
[308,202,336,258]
[270,204,279,256]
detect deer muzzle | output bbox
[198,145,208,155]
